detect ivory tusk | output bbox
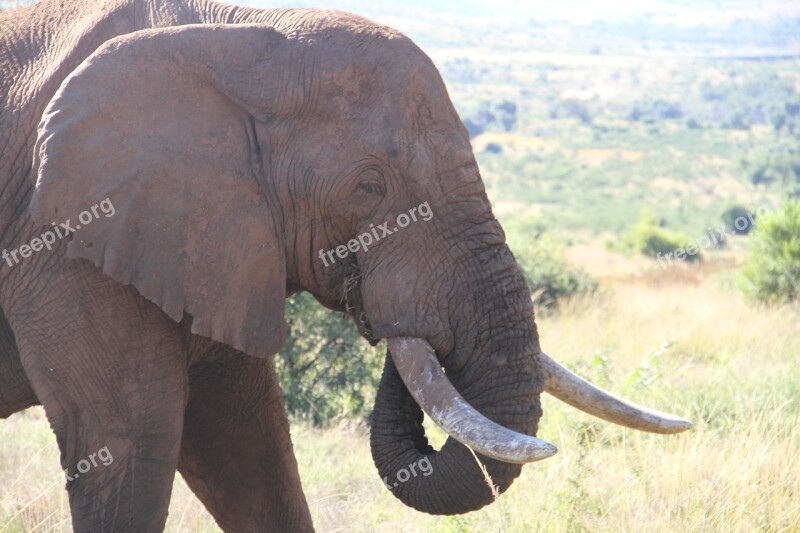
[539,351,692,434]
[387,337,557,464]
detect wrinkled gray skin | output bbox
[0,0,543,530]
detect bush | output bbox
[621,210,700,263]
[686,117,702,129]
[739,201,800,304]
[484,142,503,154]
[461,99,518,138]
[275,292,383,426]
[508,232,597,313]
[627,99,683,123]
[723,113,750,130]
[720,203,756,235]
[550,98,592,124]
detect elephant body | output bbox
[0,1,690,530]
[1,1,322,530]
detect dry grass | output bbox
[1,264,798,532]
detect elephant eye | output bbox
[359,181,385,196]
[357,168,386,197]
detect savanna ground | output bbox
[2,257,799,531]
[2,0,800,531]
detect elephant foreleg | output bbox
[178,343,314,532]
[0,305,38,418]
[6,260,189,532]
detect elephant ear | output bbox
[30,25,297,358]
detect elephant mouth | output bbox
[386,337,692,465]
[340,264,380,345]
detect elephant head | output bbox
[29,12,690,515]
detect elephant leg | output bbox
[178,342,314,532]
[5,261,189,532]
[0,305,38,418]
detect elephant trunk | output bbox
[369,245,543,514]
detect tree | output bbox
[275,292,384,426]
[720,204,756,235]
[740,201,800,304]
[461,99,517,138]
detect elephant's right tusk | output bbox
[538,351,692,434]
[387,337,558,464]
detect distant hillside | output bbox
[4,0,799,239]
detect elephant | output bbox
[0,0,692,530]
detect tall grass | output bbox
[1,272,798,532]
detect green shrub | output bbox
[550,98,592,124]
[686,117,702,129]
[621,210,700,263]
[627,99,683,122]
[508,232,597,313]
[739,201,800,304]
[461,99,518,137]
[275,292,383,426]
[720,203,756,235]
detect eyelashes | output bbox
[358,180,385,196]
[357,166,386,197]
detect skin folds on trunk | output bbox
[369,242,543,515]
[370,353,528,514]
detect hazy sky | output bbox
[241,0,800,25]
[4,0,799,24]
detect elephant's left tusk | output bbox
[538,351,692,434]
[387,337,557,464]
